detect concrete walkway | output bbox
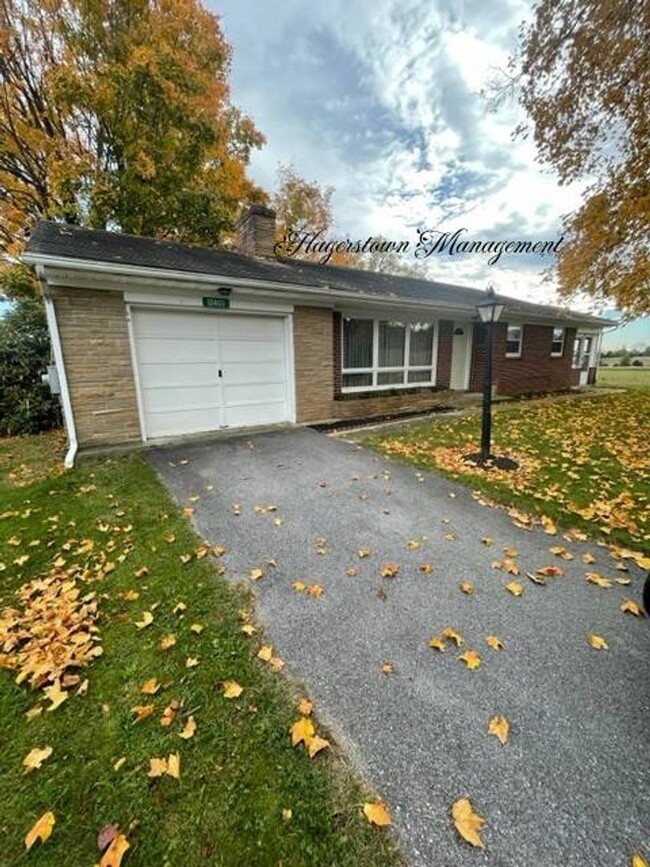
[149,428,649,867]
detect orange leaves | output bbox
[292,581,325,598]
[0,571,101,704]
[451,798,485,848]
[363,801,392,826]
[25,811,55,850]
[379,563,399,578]
[131,704,155,723]
[459,581,474,595]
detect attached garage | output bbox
[130,308,293,439]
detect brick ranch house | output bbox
[23,207,613,466]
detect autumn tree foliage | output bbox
[0,0,266,256]
[515,0,649,317]
[272,163,335,239]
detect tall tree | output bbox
[514,0,649,317]
[0,0,266,255]
[272,163,334,238]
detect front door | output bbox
[573,334,593,385]
[450,323,471,390]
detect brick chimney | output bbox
[233,204,277,259]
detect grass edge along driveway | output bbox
[0,440,403,867]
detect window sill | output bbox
[337,385,443,401]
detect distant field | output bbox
[597,366,650,388]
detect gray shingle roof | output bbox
[25,221,613,326]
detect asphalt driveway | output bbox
[149,428,649,867]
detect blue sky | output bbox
[213,0,648,349]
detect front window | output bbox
[551,327,565,356]
[505,324,523,357]
[342,318,437,391]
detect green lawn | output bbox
[596,367,650,388]
[0,433,401,866]
[364,391,650,554]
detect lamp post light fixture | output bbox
[463,285,519,470]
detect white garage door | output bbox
[132,308,291,439]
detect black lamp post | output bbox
[464,285,518,470]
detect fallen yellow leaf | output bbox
[290,716,315,747]
[380,661,394,674]
[363,801,391,826]
[442,628,463,646]
[298,698,313,716]
[585,572,612,588]
[140,678,161,695]
[241,624,256,636]
[485,636,505,651]
[22,746,53,774]
[505,581,523,597]
[223,680,243,699]
[148,757,168,778]
[135,611,154,629]
[43,680,68,712]
[99,832,130,867]
[257,645,273,662]
[186,657,200,668]
[307,735,330,758]
[159,634,177,650]
[250,567,264,581]
[460,581,474,595]
[179,715,197,739]
[632,854,649,867]
[25,811,55,850]
[620,600,645,617]
[167,752,181,779]
[113,757,127,771]
[419,563,434,574]
[587,633,608,650]
[428,636,446,651]
[190,623,204,634]
[379,563,399,578]
[451,797,485,848]
[488,715,510,745]
[459,650,481,670]
[131,704,155,723]
[308,584,325,597]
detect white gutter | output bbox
[41,275,78,468]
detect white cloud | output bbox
[213,0,605,311]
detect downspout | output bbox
[39,269,78,468]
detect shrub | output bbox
[0,273,62,435]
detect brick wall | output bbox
[233,205,276,259]
[52,288,141,447]
[293,306,334,422]
[468,322,577,395]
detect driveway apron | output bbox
[148,427,649,867]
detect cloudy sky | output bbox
[214,0,647,348]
